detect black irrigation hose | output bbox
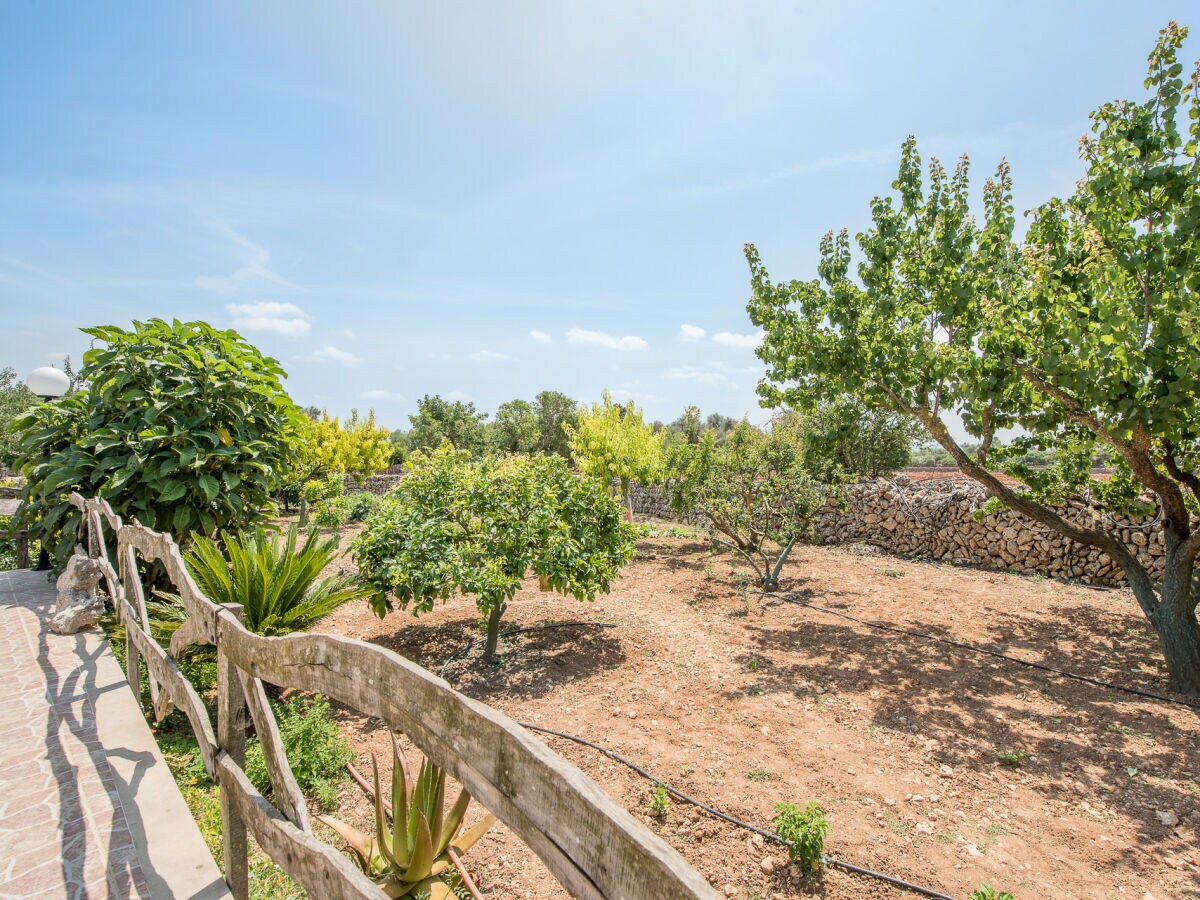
[437,621,618,680]
[769,591,1200,711]
[519,722,958,900]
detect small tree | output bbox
[534,390,579,457]
[352,448,636,659]
[671,421,826,591]
[566,391,666,520]
[490,398,541,454]
[746,23,1200,694]
[14,320,304,563]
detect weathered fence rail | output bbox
[68,493,717,900]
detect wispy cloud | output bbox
[665,365,728,384]
[529,329,553,343]
[688,143,898,197]
[196,223,298,294]
[566,327,648,351]
[469,349,508,363]
[712,330,764,349]
[304,345,362,366]
[363,389,404,400]
[227,301,312,337]
[445,391,474,403]
[678,323,706,342]
[611,388,660,404]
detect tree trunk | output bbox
[1156,609,1200,695]
[483,603,506,662]
[622,478,634,522]
[298,497,309,528]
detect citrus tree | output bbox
[352,447,636,660]
[671,421,825,591]
[14,319,304,563]
[566,391,666,520]
[745,23,1200,694]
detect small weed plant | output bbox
[745,766,772,782]
[969,886,1015,900]
[996,748,1029,768]
[772,801,827,875]
[648,785,671,818]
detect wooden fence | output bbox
[68,493,717,900]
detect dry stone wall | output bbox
[631,475,1165,588]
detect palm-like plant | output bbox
[319,736,494,898]
[186,525,371,635]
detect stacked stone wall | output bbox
[630,475,1164,588]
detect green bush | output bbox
[184,525,371,636]
[969,886,1016,900]
[773,800,827,875]
[302,473,345,505]
[244,694,351,807]
[345,491,378,522]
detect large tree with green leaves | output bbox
[746,23,1200,694]
[352,447,636,659]
[783,397,923,481]
[14,319,305,563]
[407,394,488,456]
[566,391,666,520]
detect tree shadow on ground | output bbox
[725,593,1199,881]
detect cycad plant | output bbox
[319,736,494,898]
[186,525,370,635]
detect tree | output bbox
[490,399,540,454]
[407,394,488,455]
[13,319,304,564]
[745,23,1200,694]
[0,367,36,467]
[566,391,667,520]
[352,448,636,659]
[785,397,923,480]
[534,390,579,457]
[671,421,825,591]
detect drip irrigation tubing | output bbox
[519,722,959,900]
[438,621,618,681]
[769,592,1200,711]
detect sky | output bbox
[0,1,1194,431]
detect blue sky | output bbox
[1,2,1192,430]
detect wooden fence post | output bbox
[218,603,249,900]
[120,546,142,707]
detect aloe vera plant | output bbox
[319,737,494,898]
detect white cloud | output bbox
[665,365,728,384]
[227,301,312,337]
[712,330,765,349]
[566,327,648,352]
[529,330,552,343]
[678,323,706,342]
[305,345,362,366]
[445,391,474,403]
[469,350,508,363]
[610,388,660,403]
[363,389,403,400]
[197,224,297,294]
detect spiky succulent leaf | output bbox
[401,811,435,883]
[316,815,375,873]
[372,755,398,869]
[451,813,497,854]
[439,788,472,851]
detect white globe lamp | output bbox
[26,366,71,400]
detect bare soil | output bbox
[313,523,1200,900]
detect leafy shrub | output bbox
[318,735,495,896]
[313,495,353,530]
[244,694,352,805]
[353,448,636,660]
[773,801,827,875]
[184,525,371,636]
[345,491,379,522]
[12,319,304,565]
[996,748,1029,768]
[648,785,670,818]
[567,391,666,519]
[302,473,345,505]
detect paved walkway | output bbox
[0,569,230,900]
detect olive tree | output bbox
[671,421,825,591]
[14,319,304,563]
[745,23,1200,694]
[352,447,636,660]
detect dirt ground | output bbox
[312,522,1200,900]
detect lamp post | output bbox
[26,366,71,570]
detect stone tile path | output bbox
[0,569,229,900]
